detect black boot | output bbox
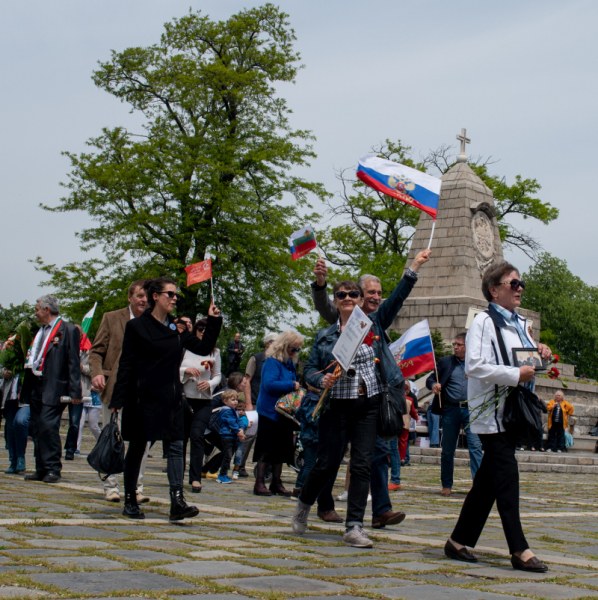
[269,463,292,497]
[122,492,145,519]
[169,486,199,521]
[253,461,273,496]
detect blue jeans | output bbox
[387,437,401,484]
[427,407,441,446]
[64,402,84,455]
[3,402,30,466]
[300,394,380,527]
[440,405,482,489]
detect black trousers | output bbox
[451,432,529,555]
[29,378,67,475]
[547,421,565,451]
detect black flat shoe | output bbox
[191,484,202,494]
[511,554,548,572]
[444,539,478,563]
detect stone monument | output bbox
[392,128,540,340]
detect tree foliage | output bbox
[0,302,35,341]
[522,253,598,379]
[36,4,327,334]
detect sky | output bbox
[1,0,597,307]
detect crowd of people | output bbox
[0,255,573,571]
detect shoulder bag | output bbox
[87,412,125,481]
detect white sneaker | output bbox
[105,491,120,503]
[343,525,373,548]
[292,501,311,534]
[232,471,239,480]
[336,491,348,502]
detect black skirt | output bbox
[253,414,295,464]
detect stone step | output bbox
[409,446,598,474]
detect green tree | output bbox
[0,302,35,341]
[522,253,598,379]
[35,5,327,333]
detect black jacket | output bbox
[110,311,222,441]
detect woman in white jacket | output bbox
[444,262,551,573]
[179,318,222,493]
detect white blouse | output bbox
[179,348,222,400]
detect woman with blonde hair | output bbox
[253,330,303,496]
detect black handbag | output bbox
[487,311,546,446]
[87,412,125,481]
[376,355,405,439]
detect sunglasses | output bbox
[500,279,525,291]
[158,291,179,299]
[289,347,302,353]
[334,290,361,300]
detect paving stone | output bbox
[302,545,379,556]
[161,560,269,577]
[134,539,201,551]
[249,557,310,569]
[28,525,127,540]
[189,550,241,559]
[345,576,416,587]
[175,595,254,599]
[488,583,598,599]
[28,570,194,593]
[26,538,111,549]
[384,560,446,572]
[382,584,523,599]
[215,574,346,594]
[1,548,76,557]
[43,555,125,569]
[306,566,388,577]
[110,549,185,562]
[0,586,45,598]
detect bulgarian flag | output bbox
[289,225,317,260]
[357,155,441,219]
[80,302,97,352]
[81,303,97,335]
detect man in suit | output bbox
[21,295,81,483]
[426,333,483,496]
[90,280,148,502]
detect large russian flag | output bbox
[356,155,441,219]
[289,225,317,260]
[389,319,435,378]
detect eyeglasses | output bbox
[195,327,205,332]
[334,290,361,300]
[452,342,465,347]
[289,347,302,353]
[158,291,179,299]
[500,279,525,291]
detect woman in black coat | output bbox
[110,277,222,520]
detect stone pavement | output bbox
[1,431,597,599]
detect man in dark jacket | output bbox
[21,295,81,483]
[426,333,482,496]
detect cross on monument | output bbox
[456,127,470,162]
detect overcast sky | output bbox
[1,0,596,307]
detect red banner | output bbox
[185,259,212,286]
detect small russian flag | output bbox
[389,319,436,378]
[289,225,317,261]
[357,155,441,219]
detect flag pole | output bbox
[210,278,215,304]
[427,220,436,250]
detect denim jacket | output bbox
[307,273,417,414]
